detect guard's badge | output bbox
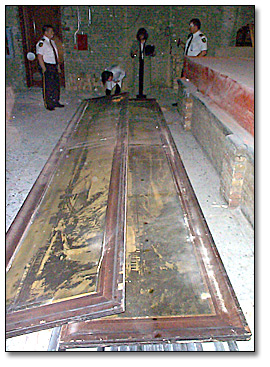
[202,38,206,43]
[38,41,43,47]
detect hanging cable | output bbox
[88,6,92,26]
[74,6,81,44]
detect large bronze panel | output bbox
[59,99,251,349]
[125,144,215,318]
[6,145,113,311]
[6,95,129,338]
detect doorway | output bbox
[18,5,65,88]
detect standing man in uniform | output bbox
[177,18,207,57]
[172,18,207,106]
[36,25,64,111]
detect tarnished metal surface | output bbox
[6,95,250,345]
[59,98,251,349]
[6,95,129,337]
[125,145,214,317]
[7,146,113,309]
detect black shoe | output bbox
[46,106,55,111]
[172,103,178,107]
[55,103,65,108]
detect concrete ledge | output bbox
[177,78,254,227]
[182,57,254,136]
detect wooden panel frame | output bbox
[6,95,129,338]
[59,99,251,349]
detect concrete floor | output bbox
[5,86,254,351]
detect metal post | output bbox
[137,53,146,99]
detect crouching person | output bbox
[101,65,125,96]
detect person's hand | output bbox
[42,68,46,74]
[57,65,61,73]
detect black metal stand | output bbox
[137,57,146,99]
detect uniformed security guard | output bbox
[172,18,207,106]
[177,18,207,57]
[36,25,64,111]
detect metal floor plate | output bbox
[59,97,251,349]
[6,94,251,346]
[6,95,128,337]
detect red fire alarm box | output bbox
[77,34,88,50]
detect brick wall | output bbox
[220,136,248,207]
[61,5,172,92]
[220,135,254,226]
[191,97,231,175]
[6,6,27,90]
[177,78,254,227]
[6,5,254,91]
[240,152,254,226]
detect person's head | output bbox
[189,18,201,34]
[43,25,54,39]
[101,70,113,85]
[136,28,148,42]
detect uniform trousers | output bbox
[42,63,60,109]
